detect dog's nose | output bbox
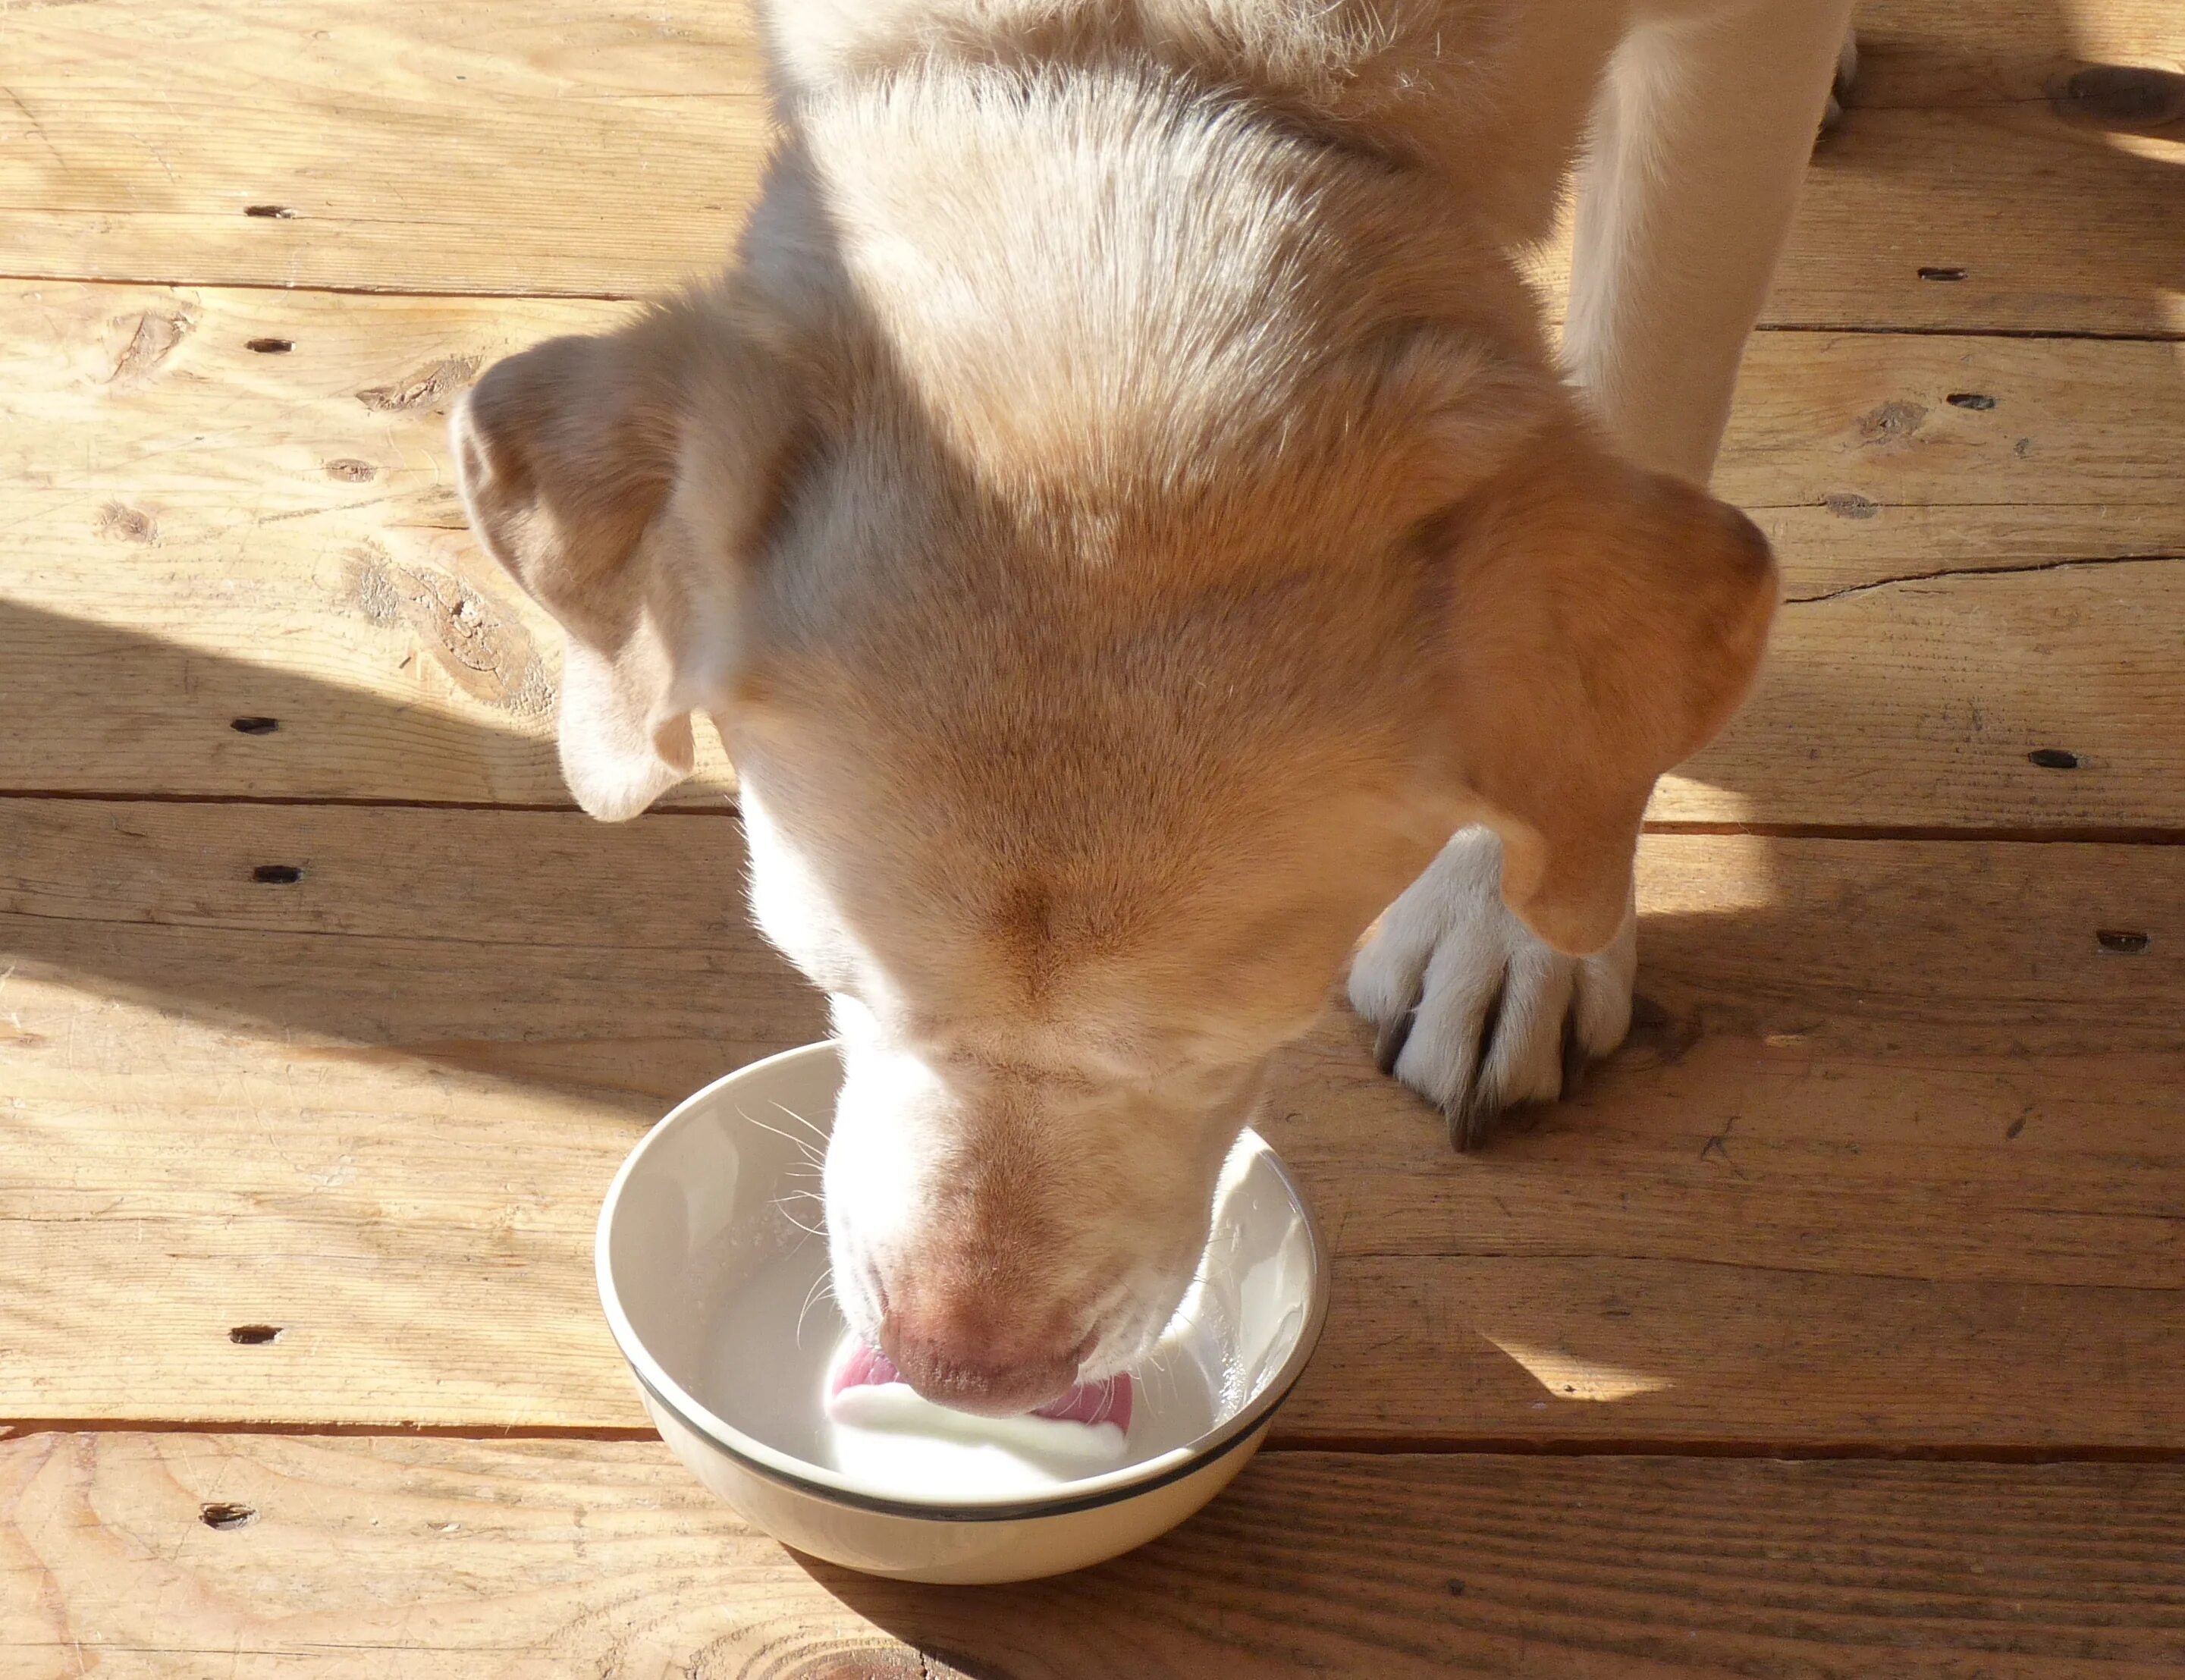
[877,1293,1087,1417]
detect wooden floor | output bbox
[4,2,2183,1673]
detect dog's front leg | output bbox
[1350,0,1850,1144]
[1566,0,1858,481]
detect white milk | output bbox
[677,1138,1311,1503]
[693,1232,1223,1501]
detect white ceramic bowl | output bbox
[595,1041,1329,1583]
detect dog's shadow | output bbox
[0,600,823,1112]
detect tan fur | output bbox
[454,0,1796,1408]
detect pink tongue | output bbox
[834,1344,1133,1432]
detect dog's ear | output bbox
[1432,419,1777,955]
[451,297,793,819]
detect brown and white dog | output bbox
[454,0,1854,1415]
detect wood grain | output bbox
[2,3,2180,334]
[6,1433,2185,1679]
[5,799,2180,1445]
[1665,557,2185,830]
[1854,0,2184,106]
[1600,102,2185,337]
[0,281,737,808]
[5,281,2180,820]
[0,1,769,299]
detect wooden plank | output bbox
[5,799,2181,1446]
[1725,331,2185,577]
[0,1,769,300]
[7,281,2181,821]
[7,1433,2185,1679]
[0,799,827,1430]
[1853,0,2184,106]
[1767,106,2184,337]
[1663,557,2185,831]
[2,3,2179,334]
[0,281,735,809]
[8,280,2173,567]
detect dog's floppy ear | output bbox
[1433,419,1777,956]
[451,298,790,819]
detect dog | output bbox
[453,0,1854,1415]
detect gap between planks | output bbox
[4,790,2184,850]
[11,1419,2185,1466]
[11,266,2185,344]
[1749,322,2185,345]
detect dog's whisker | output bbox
[769,1099,830,1143]
[1143,1339,1183,1410]
[771,1195,827,1239]
[737,1106,828,1168]
[795,1268,839,1348]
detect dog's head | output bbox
[453,74,1774,1413]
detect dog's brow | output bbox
[921,1040,1104,1092]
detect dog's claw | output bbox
[1373,1003,1417,1077]
[1559,1007,1590,1101]
[1444,1088,1499,1154]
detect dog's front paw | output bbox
[1348,827,1636,1150]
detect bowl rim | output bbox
[595,1039,1331,1523]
